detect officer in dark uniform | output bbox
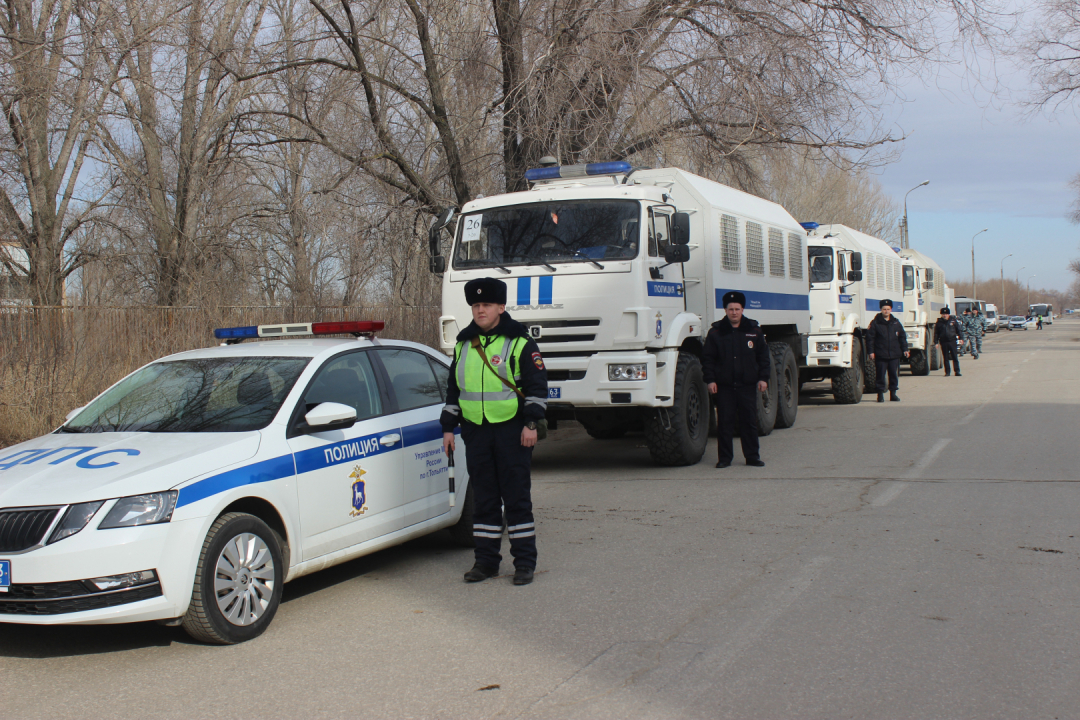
[934,306,964,377]
[866,298,909,402]
[441,277,548,586]
[702,291,771,468]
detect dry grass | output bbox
[0,305,438,448]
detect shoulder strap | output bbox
[470,336,526,400]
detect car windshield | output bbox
[452,200,641,269]
[807,246,833,284]
[64,357,310,433]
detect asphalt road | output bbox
[3,319,1079,719]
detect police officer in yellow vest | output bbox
[441,277,548,585]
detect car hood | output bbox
[0,432,262,508]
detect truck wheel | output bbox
[643,352,708,466]
[770,342,798,429]
[182,513,285,645]
[861,340,877,393]
[831,338,864,404]
[928,342,941,371]
[909,348,929,376]
[756,353,779,436]
[447,481,475,548]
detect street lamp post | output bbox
[1000,253,1012,317]
[971,228,987,300]
[1027,274,1036,308]
[1014,267,1025,316]
[901,180,930,249]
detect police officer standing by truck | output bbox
[441,277,548,586]
[934,307,964,377]
[866,298,909,402]
[702,291,770,468]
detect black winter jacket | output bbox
[934,316,964,346]
[702,316,771,388]
[866,313,909,359]
[439,312,547,431]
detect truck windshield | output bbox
[903,266,915,291]
[63,357,310,433]
[453,200,641,269]
[807,246,833,284]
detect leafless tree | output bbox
[1024,0,1080,111]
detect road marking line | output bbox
[872,439,953,507]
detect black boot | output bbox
[513,567,535,586]
[877,393,884,403]
[464,564,498,583]
[890,392,900,402]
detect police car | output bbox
[0,321,470,644]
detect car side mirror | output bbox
[65,406,84,422]
[664,245,690,263]
[430,255,446,274]
[671,212,691,245]
[302,402,357,433]
[850,252,862,271]
[847,270,862,282]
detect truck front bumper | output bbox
[545,351,677,408]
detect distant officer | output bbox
[866,298,909,402]
[441,277,548,586]
[1037,314,1044,329]
[972,309,986,356]
[960,308,975,356]
[702,291,770,468]
[934,306,964,377]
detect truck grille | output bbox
[546,370,587,381]
[0,508,60,552]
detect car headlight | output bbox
[608,364,647,381]
[47,501,105,544]
[99,491,178,529]
[816,342,839,353]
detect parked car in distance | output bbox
[1008,316,1034,330]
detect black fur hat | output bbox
[464,277,507,306]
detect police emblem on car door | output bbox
[287,350,404,561]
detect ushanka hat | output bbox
[464,277,507,305]
[722,291,746,308]
[879,299,893,308]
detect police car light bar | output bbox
[213,321,384,342]
[525,161,633,182]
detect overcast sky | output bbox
[875,56,1078,296]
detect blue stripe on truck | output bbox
[715,289,809,311]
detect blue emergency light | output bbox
[213,320,384,342]
[800,222,820,230]
[524,161,633,182]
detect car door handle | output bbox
[379,434,401,447]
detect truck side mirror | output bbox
[430,256,447,273]
[847,270,862,282]
[922,281,933,290]
[428,207,455,257]
[850,252,862,271]
[664,245,690,263]
[671,212,691,245]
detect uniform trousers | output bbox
[941,343,961,375]
[874,357,900,393]
[460,419,537,571]
[715,385,760,463]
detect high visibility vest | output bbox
[455,334,527,424]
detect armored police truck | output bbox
[428,162,809,466]
[801,224,908,404]
[899,248,947,375]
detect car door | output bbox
[287,350,405,562]
[372,347,454,526]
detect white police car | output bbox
[0,321,470,643]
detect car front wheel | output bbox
[182,512,285,645]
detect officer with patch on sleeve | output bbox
[866,298,909,402]
[702,291,771,468]
[441,277,547,586]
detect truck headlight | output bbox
[99,491,178,529]
[608,364,647,381]
[907,332,919,340]
[47,501,105,544]
[816,342,839,353]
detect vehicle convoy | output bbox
[800,224,911,404]
[0,322,471,643]
[898,248,948,375]
[428,162,808,466]
[1029,303,1053,324]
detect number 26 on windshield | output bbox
[463,215,483,242]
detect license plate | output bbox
[548,387,561,399]
[0,559,9,591]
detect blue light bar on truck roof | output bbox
[213,321,384,341]
[524,161,634,182]
[799,222,819,230]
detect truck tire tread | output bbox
[831,338,864,404]
[643,353,708,466]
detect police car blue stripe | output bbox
[538,276,553,305]
[402,419,443,448]
[517,277,530,306]
[177,454,295,508]
[714,289,809,311]
[294,430,398,474]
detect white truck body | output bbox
[899,248,947,375]
[985,303,1000,331]
[433,164,809,464]
[801,224,907,402]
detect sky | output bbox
[875,53,1079,297]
